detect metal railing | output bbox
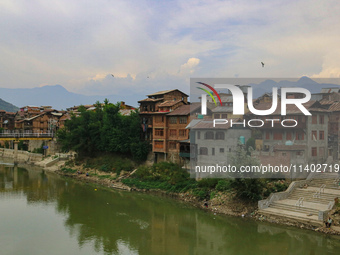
[0,132,54,138]
[295,197,304,207]
[320,184,326,193]
[313,191,321,198]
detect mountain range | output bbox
[0,77,339,110]
[0,85,118,110]
[0,98,19,112]
[248,77,340,98]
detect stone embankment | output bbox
[258,172,340,235]
[0,148,43,162]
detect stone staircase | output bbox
[258,173,340,226]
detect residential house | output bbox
[187,118,251,178]
[246,100,329,166]
[139,89,189,142]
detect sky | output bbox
[1,0,340,99]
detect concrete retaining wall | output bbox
[0,148,43,162]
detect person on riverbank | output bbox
[325,217,332,228]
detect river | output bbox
[1,163,340,255]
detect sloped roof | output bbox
[158,100,183,107]
[188,118,241,130]
[328,102,340,111]
[211,106,233,113]
[138,98,163,103]
[167,104,191,115]
[147,89,189,97]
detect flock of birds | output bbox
[110,62,265,78]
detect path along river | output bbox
[1,162,340,255]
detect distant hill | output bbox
[249,76,340,98]
[0,98,19,112]
[0,85,118,110]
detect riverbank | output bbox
[41,158,340,237]
[2,155,339,237]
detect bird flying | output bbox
[261,62,265,67]
[111,74,114,77]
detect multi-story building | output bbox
[187,118,252,177]
[15,108,62,133]
[246,100,329,166]
[0,111,15,130]
[138,89,189,143]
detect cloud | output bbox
[311,50,340,78]
[1,0,340,102]
[179,58,200,74]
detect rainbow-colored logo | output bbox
[196,82,222,106]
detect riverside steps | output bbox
[258,172,340,227]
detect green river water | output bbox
[1,163,340,255]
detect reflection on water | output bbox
[1,163,340,255]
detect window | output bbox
[155,116,164,123]
[282,152,286,156]
[319,147,325,157]
[299,116,306,123]
[215,132,225,140]
[273,131,282,140]
[265,131,270,140]
[229,148,232,152]
[205,131,214,139]
[221,114,228,119]
[155,129,164,136]
[169,129,176,137]
[169,142,176,149]
[286,132,292,140]
[154,141,164,149]
[296,151,303,156]
[199,147,208,155]
[179,117,187,124]
[197,131,201,139]
[311,130,317,140]
[312,115,317,124]
[296,132,304,140]
[319,131,324,140]
[214,114,220,119]
[212,148,215,155]
[220,148,224,153]
[311,147,317,157]
[169,117,177,124]
[179,129,186,137]
[319,115,324,124]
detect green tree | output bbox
[57,101,150,161]
[229,145,264,201]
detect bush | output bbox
[216,180,232,191]
[81,154,134,173]
[61,167,77,174]
[197,178,219,189]
[231,178,264,201]
[124,162,198,194]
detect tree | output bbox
[229,145,264,201]
[57,101,150,161]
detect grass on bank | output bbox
[65,153,136,176]
[61,155,289,202]
[121,162,289,201]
